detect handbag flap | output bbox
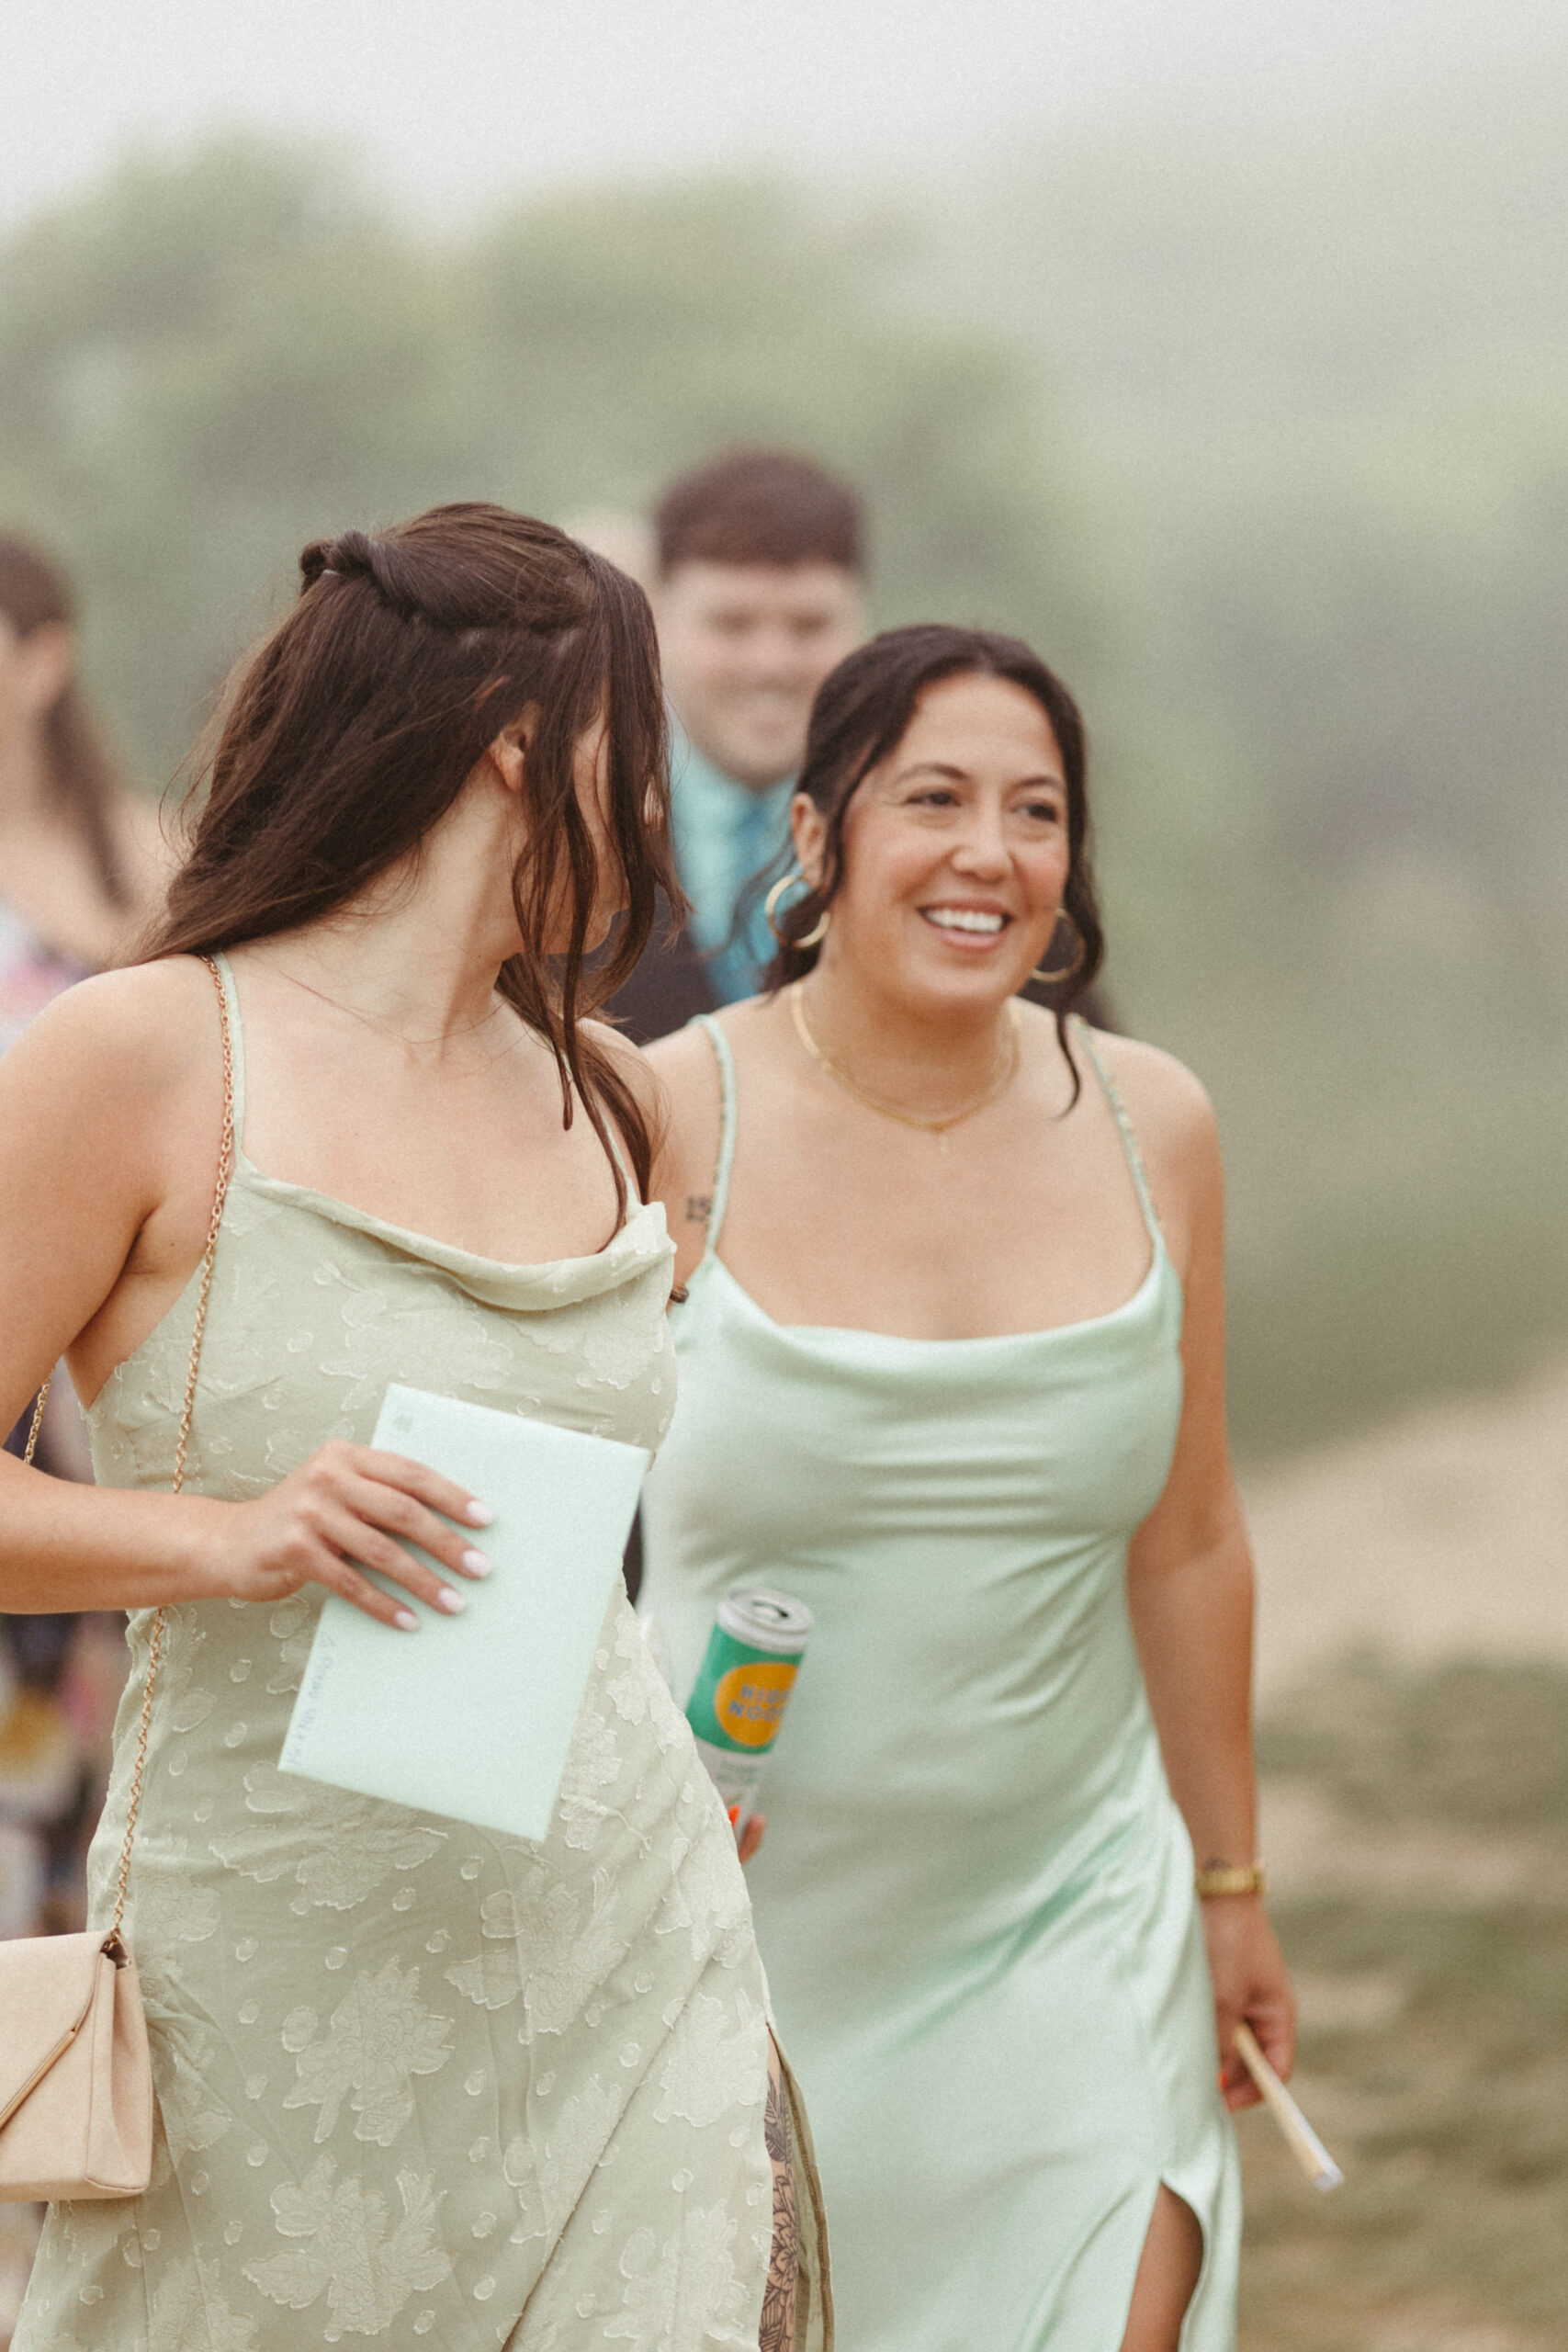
[0,1931,115,2130]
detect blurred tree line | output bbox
[1,90,1564,1454]
[0,143,1097,782]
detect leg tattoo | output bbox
[762,2038,799,2352]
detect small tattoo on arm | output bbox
[685,1193,712,1226]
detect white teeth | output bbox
[922,908,1006,934]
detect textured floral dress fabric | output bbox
[16,961,822,2352]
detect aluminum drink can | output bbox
[685,1589,813,1837]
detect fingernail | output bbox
[434,1588,468,1615]
[464,1500,495,1528]
[461,1549,492,1577]
[394,1609,419,1632]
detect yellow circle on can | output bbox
[713,1659,797,1749]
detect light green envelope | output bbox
[279,1385,649,1840]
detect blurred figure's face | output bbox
[0,616,71,771]
[654,560,865,791]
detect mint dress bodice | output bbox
[16,956,829,2352]
[640,1015,1240,2351]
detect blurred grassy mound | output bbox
[1243,1658,1568,2349]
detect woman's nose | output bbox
[951,816,1011,875]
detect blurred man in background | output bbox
[609,445,867,1043]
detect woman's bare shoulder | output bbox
[639,1022,728,1213]
[1082,1025,1216,1144]
[581,1016,654,1096]
[2,957,212,1096]
[644,1015,721,1096]
[1067,1023,1223,1230]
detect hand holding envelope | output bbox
[281,1386,649,1841]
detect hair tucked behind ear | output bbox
[149,502,681,1205]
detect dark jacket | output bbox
[605,894,716,1047]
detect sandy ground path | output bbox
[1244,1354,1568,1702]
[1242,1354,1568,1908]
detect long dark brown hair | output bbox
[149,503,681,1204]
[761,623,1103,1082]
[0,534,130,907]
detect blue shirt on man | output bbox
[669,730,795,1005]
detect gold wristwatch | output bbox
[1194,1862,1267,1899]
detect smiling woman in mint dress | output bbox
[643,624,1295,2352]
[0,505,826,2352]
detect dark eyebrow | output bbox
[893,762,1066,791]
[893,761,971,785]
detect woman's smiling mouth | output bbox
[919,904,1010,936]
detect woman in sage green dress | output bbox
[642,626,1295,2351]
[0,505,826,2351]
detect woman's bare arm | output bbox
[0,968,493,1625]
[1113,1042,1296,2104]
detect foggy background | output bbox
[3,4,1566,2338]
[6,0,1567,1453]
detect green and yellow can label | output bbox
[687,1634,800,1756]
[712,1660,796,1747]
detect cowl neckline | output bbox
[232,1148,672,1313]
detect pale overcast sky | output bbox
[5,0,1560,227]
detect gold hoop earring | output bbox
[764,871,830,951]
[1032,911,1085,986]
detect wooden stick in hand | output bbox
[1233,2021,1344,2192]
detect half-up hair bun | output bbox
[298,528,429,621]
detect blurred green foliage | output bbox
[1,78,1564,1456]
[0,144,1094,783]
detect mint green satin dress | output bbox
[640,1017,1240,2351]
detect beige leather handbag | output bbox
[0,957,234,2202]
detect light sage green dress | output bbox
[640,1015,1241,2352]
[17,956,828,2352]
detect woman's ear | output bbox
[485,709,537,800]
[791,793,828,889]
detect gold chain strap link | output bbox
[24,956,236,1939]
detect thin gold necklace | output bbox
[268,961,508,1050]
[790,980,1020,1137]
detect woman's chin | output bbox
[892,945,1033,1012]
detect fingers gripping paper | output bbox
[280,1387,649,1840]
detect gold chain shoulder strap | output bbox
[22,955,236,1937]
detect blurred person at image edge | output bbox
[0,532,164,1945]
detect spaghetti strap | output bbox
[1072,1014,1164,1249]
[692,1012,738,1261]
[211,951,248,1153]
